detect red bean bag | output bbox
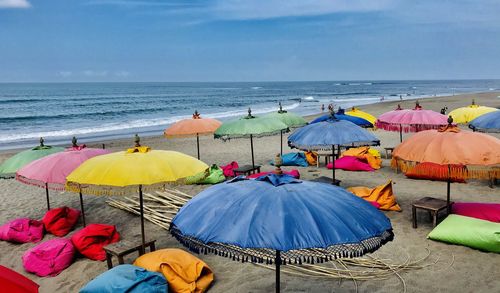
[452,202,500,223]
[0,218,44,243]
[247,169,300,179]
[405,162,466,183]
[42,206,81,237]
[22,238,75,277]
[327,156,374,171]
[220,161,239,177]
[71,224,120,261]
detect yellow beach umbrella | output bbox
[346,107,377,125]
[66,135,208,246]
[449,100,497,124]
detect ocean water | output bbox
[1,80,499,150]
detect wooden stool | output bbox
[412,197,449,228]
[384,147,395,159]
[104,239,156,269]
[233,165,261,176]
[316,153,335,168]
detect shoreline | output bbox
[1,90,498,156]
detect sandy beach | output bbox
[0,91,499,292]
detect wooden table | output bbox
[412,197,450,228]
[233,165,261,176]
[384,147,395,159]
[104,239,156,269]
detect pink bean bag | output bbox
[327,156,374,171]
[247,169,300,179]
[22,238,75,277]
[220,161,239,177]
[0,218,44,243]
[71,224,120,261]
[451,202,500,223]
[42,206,81,237]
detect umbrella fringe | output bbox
[65,180,187,196]
[15,175,66,191]
[391,158,499,180]
[288,141,380,151]
[170,224,394,265]
[375,122,447,133]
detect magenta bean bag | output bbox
[0,218,44,243]
[451,202,500,223]
[247,169,300,179]
[42,206,81,237]
[22,238,75,277]
[220,161,239,177]
[326,156,374,171]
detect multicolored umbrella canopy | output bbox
[16,139,109,223]
[375,103,449,142]
[346,107,377,125]
[170,174,393,293]
[469,110,500,133]
[214,108,289,168]
[164,110,222,159]
[66,135,208,247]
[0,138,64,178]
[449,100,497,124]
[392,118,500,209]
[263,103,307,155]
[311,109,373,128]
[288,113,380,184]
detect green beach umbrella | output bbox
[0,138,64,179]
[264,102,307,155]
[214,108,289,168]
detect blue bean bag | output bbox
[270,152,309,167]
[80,264,167,293]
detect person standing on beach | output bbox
[321,104,325,112]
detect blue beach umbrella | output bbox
[170,174,393,293]
[311,109,373,128]
[288,112,380,184]
[468,110,500,133]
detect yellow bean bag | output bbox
[134,249,214,293]
[347,180,401,211]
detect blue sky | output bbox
[1,0,499,82]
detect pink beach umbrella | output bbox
[16,138,109,225]
[375,102,449,142]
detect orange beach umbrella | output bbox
[164,111,222,159]
[392,117,500,210]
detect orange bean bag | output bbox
[305,151,318,166]
[341,147,381,170]
[134,248,214,293]
[347,180,401,211]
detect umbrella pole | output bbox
[250,134,255,168]
[139,185,146,249]
[196,133,200,160]
[280,130,283,157]
[45,183,50,211]
[447,165,451,214]
[79,191,86,227]
[331,145,336,184]
[399,125,403,142]
[275,250,281,293]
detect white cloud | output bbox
[114,70,130,77]
[0,0,31,9]
[213,0,394,20]
[59,71,72,78]
[83,70,108,77]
